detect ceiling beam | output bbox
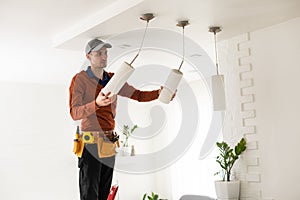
[52,0,146,48]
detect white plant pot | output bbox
[215,180,240,200]
[121,146,131,156]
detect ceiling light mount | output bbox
[176,20,190,28]
[209,26,222,34]
[140,13,155,22]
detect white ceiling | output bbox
[1,0,300,85]
[53,0,300,50]
[0,0,119,37]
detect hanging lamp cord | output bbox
[130,21,149,65]
[214,31,219,75]
[178,26,185,71]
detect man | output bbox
[69,39,165,200]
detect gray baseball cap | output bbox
[85,39,112,54]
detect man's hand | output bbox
[159,86,177,101]
[95,91,117,107]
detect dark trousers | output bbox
[78,144,115,200]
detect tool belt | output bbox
[73,130,119,158]
[81,131,118,144]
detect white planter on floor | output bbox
[215,180,240,200]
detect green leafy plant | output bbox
[122,124,138,147]
[215,138,247,181]
[143,192,167,200]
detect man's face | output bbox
[87,46,108,68]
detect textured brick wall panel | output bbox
[222,32,264,199]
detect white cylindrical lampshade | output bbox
[102,62,134,96]
[211,74,226,111]
[159,69,183,104]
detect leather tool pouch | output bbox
[97,137,116,158]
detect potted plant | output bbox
[120,124,138,156]
[214,138,246,200]
[143,192,167,200]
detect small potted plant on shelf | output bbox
[121,124,138,156]
[214,137,246,200]
[143,192,167,200]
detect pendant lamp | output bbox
[102,13,155,96]
[209,26,226,111]
[159,20,189,104]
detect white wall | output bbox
[0,81,77,200]
[251,17,300,200]
[168,79,218,199]
[219,17,300,200]
[112,75,215,200]
[112,87,180,200]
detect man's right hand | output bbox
[95,91,117,107]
